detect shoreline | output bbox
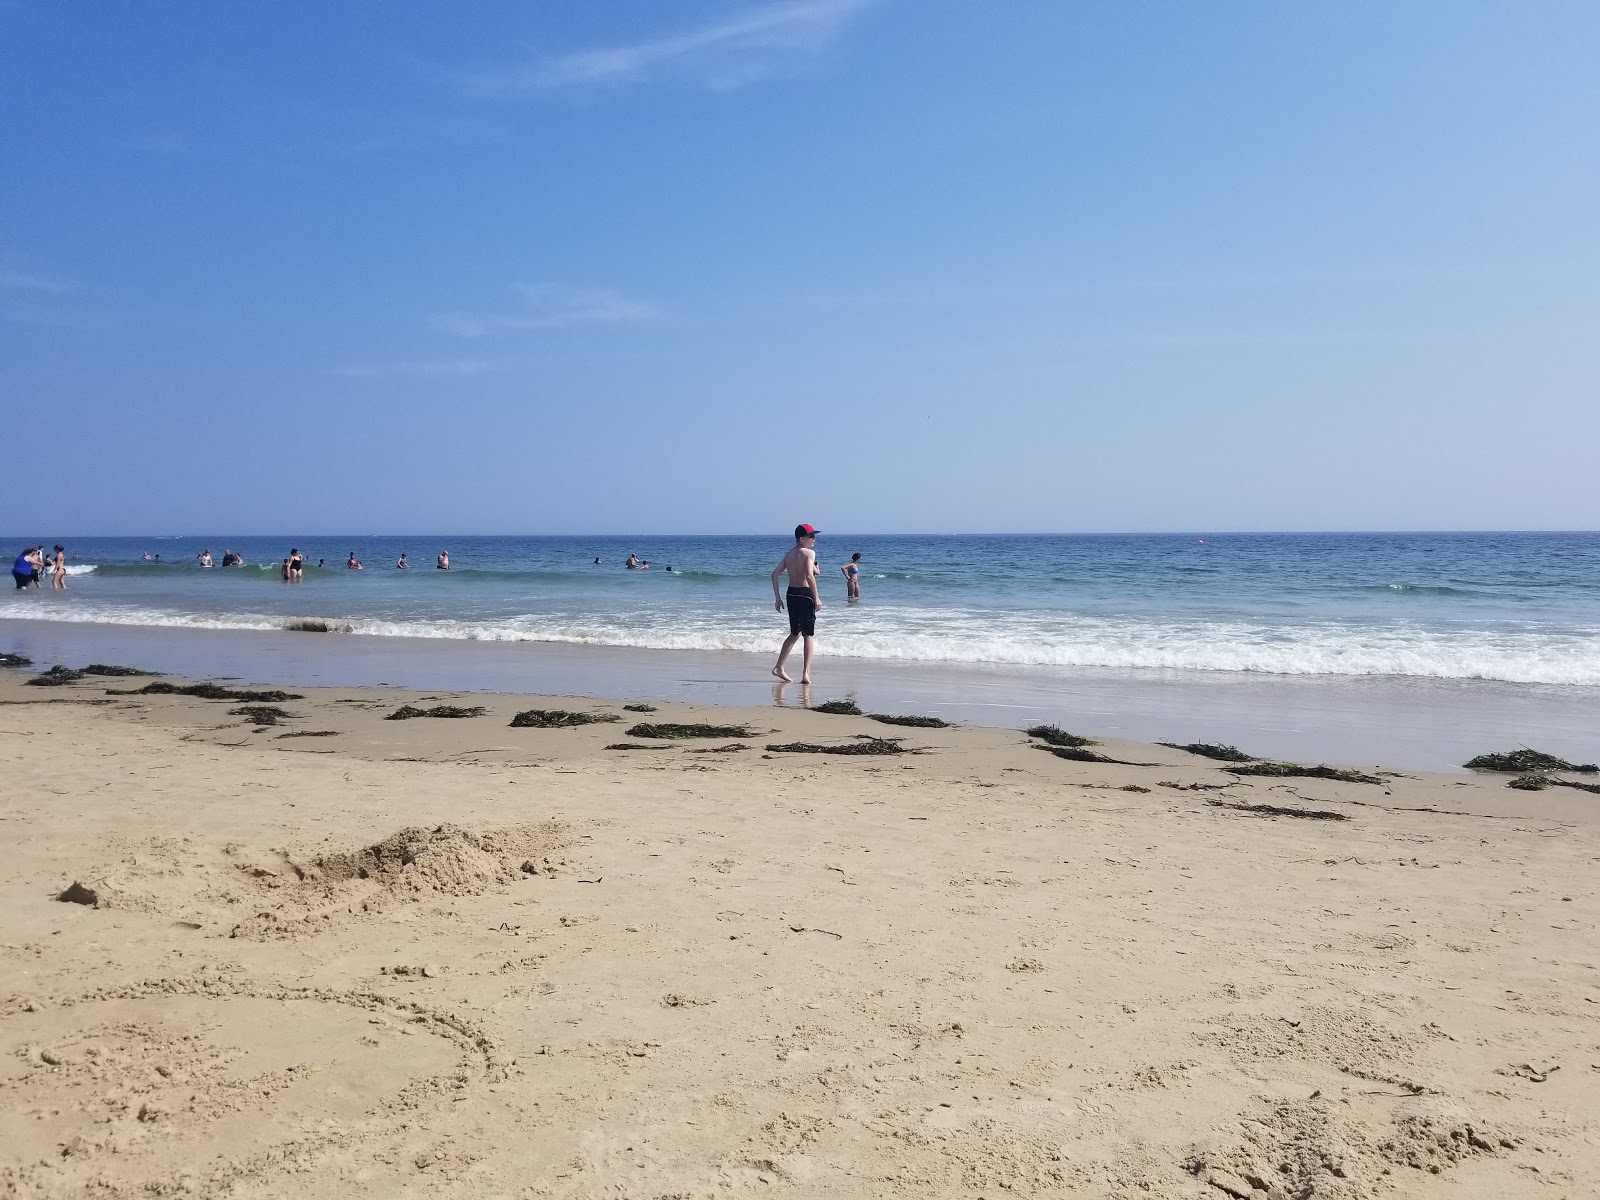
[5,616,1600,772]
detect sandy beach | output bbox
[2,664,1596,1198]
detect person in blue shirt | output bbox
[13,547,37,589]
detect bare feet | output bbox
[800,675,812,685]
[772,666,793,682]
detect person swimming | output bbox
[346,551,363,570]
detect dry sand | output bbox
[1,667,1597,1198]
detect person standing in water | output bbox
[397,553,408,569]
[771,524,822,684]
[436,550,450,570]
[51,545,66,590]
[841,551,862,602]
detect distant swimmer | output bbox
[52,544,66,590]
[281,558,291,582]
[198,548,213,567]
[436,550,450,570]
[346,551,363,570]
[594,557,601,565]
[841,551,862,602]
[625,554,639,569]
[142,552,152,560]
[220,549,239,566]
[639,560,651,570]
[771,524,822,684]
[397,553,408,569]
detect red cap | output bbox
[794,523,819,539]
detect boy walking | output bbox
[772,524,822,683]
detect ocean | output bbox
[5,532,1598,688]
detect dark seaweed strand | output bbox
[1206,799,1349,821]
[765,738,908,756]
[1222,762,1384,785]
[868,713,952,728]
[622,703,657,713]
[1032,743,1155,767]
[509,709,621,728]
[385,704,487,720]
[1465,749,1598,774]
[106,682,303,702]
[25,666,85,686]
[811,699,863,716]
[626,722,754,739]
[1024,724,1096,748]
[1156,741,1256,762]
[80,664,160,677]
[0,653,34,668]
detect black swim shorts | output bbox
[13,571,30,590]
[786,587,817,637]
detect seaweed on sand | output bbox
[229,705,297,726]
[868,713,952,728]
[1506,774,1600,795]
[1464,749,1597,774]
[766,737,909,756]
[605,742,662,750]
[0,653,33,668]
[509,708,619,728]
[25,666,85,686]
[622,703,657,713]
[277,730,339,739]
[81,664,159,677]
[1206,799,1349,821]
[108,682,303,702]
[1223,762,1384,785]
[1032,744,1153,767]
[627,722,754,740]
[385,705,487,720]
[687,743,748,754]
[1024,724,1096,748]
[1157,741,1256,762]
[812,699,863,716]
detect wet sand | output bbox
[2,663,1597,1198]
[5,618,1600,771]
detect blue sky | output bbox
[3,1,1597,535]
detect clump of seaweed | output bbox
[1506,774,1600,795]
[277,730,339,739]
[812,699,863,716]
[80,664,159,677]
[627,722,753,740]
[229,705,297,726]
[623,703,657,713]
[766,738,909,756]
[605,742,658,750]
[1120,784,1152,793]
[509,709,620,728]
[1033,744,1152,767]
[386,705,487,720]
[1024,724,1096,748]
[1223,762,1383,785]
[1464,749,1597,774]
[25,666,85,686]
[0,653,33,668]
[687,743,748,754]
[869,713,952,728]
[1157,741,1256,762]
[109,682,303,702]
[1206,799,1349,821]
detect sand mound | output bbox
[309,823,554,896]
[53,823,566,941]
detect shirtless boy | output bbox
[771,523,822,683]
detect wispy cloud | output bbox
[331,358,493,378]
[460,0,874,97]
[435,283,658,338]
[0,267,77,294]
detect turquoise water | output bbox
[5,532,1599,686]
